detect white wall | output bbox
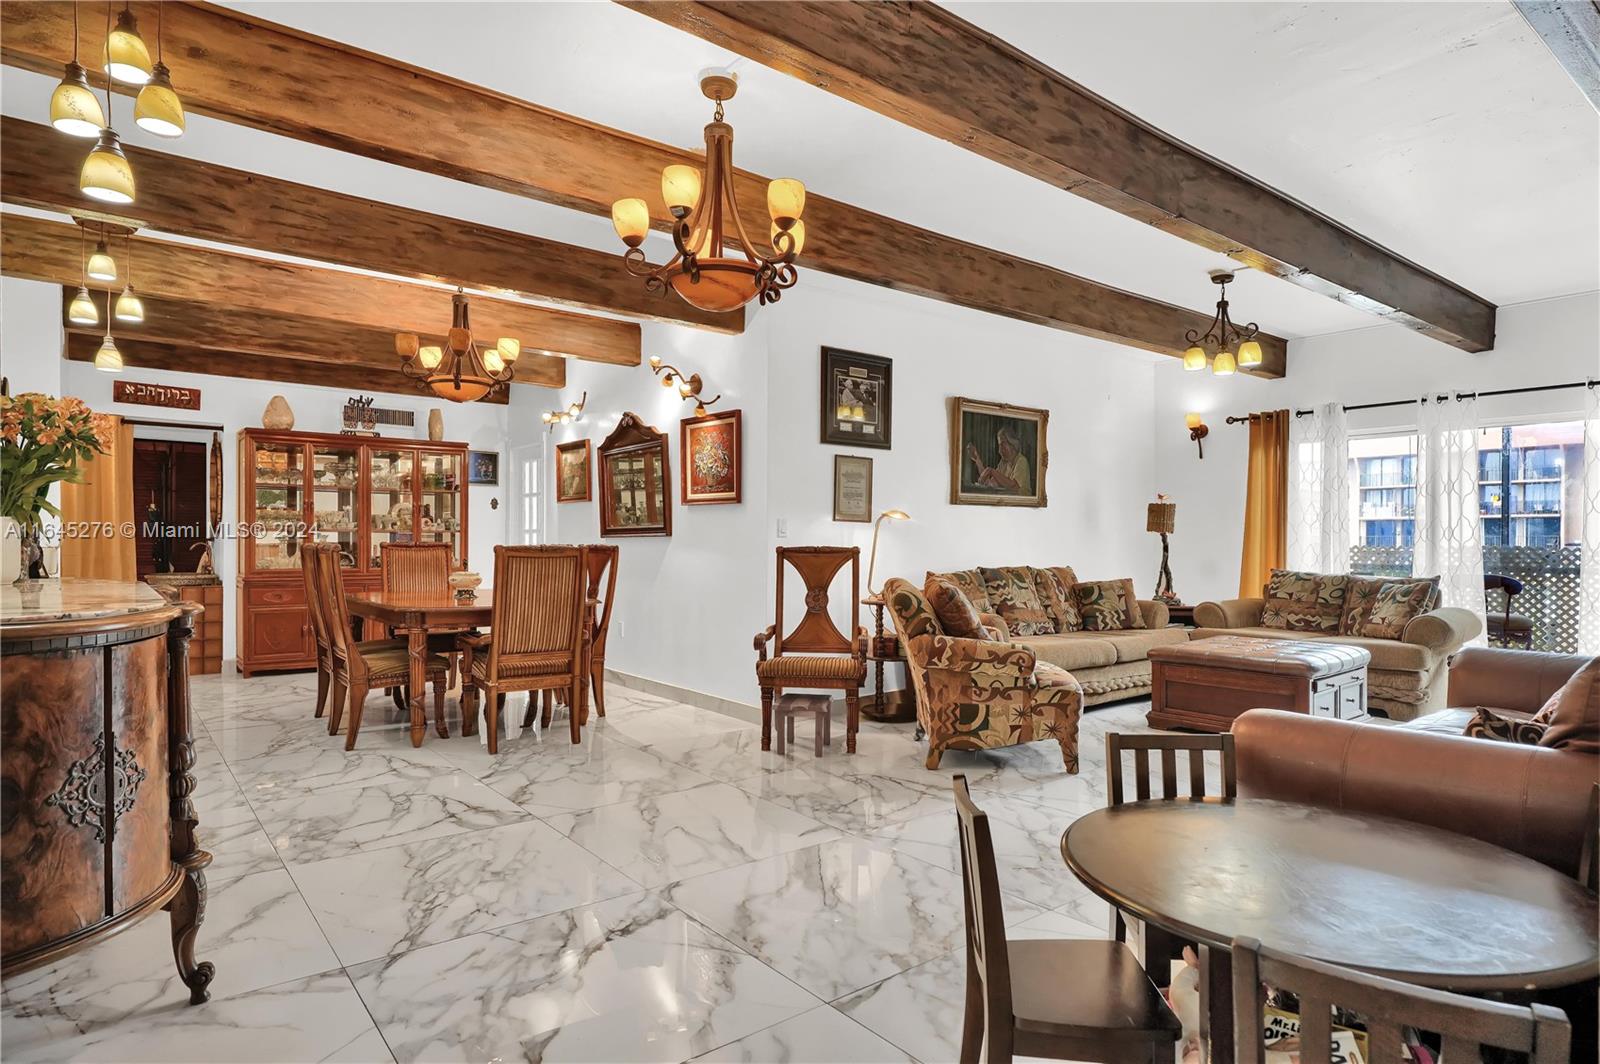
[2,278,65,397]
[1153,292,1600,604]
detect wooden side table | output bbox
[1164,603,1196,628]
[861,594,917,723]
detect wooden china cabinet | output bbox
[236,428,469,676]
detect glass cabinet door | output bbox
[311,443,360,568]
[416,450,464,566]
[250,440,307,572]
[367,447,417,569]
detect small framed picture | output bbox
[821,347,891,449]
[681,409,741,505]
[556,439,592,503]
[468,450,500,485]
[833,454,873,522]
[950,396,1048,508]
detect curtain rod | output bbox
[1224,378,1596,425]
[124,416,227,432]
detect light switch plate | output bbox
[776,518,788,538]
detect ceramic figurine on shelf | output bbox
[191,543,215,575]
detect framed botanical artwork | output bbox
[555,439,592,502]
[681,409,741,505]
[949,396,1048,508]
[598,413,671,537]
[820,347,892,449]
[832,454,873,522]
[468,450,500,485]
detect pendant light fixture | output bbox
[81,6,137,205]
[94,315,124,372]
[50,3,106,137]
[394,290,519,403]
[115,234,144,322]
[610,72,807,313]
[104,4,153,86]
[134,4,184,137]
[1182,271,1260,377]
[86,239,117,282]
[68,228,99,326]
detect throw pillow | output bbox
[1462,708,1548,745]
[1033,566,1082,632]
[924,577,987,639]
[1532,656,1600,754]
[1260,569,1348,633]
[1339,576,1385,635]
[927,569,991,614]
[1073,578,1144,632]
[1357,579,1439,640]
[978,566,1056,637]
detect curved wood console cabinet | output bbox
[0,579,213,1003]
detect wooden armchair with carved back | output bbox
[380,542,469,687]
[754,546,868,753]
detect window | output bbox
[511,444,540,545]
[1351,434,1418,554]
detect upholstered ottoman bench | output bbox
[1146,635,1370,733]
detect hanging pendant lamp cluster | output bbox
[1182,271,1263,376]
[51,3,188,207]
[394,290,522,404]
[610,72,808,314]
[67,219,142,371]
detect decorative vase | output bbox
[1,517,20,584]
[428,408,444,441]
[262,395,295,430]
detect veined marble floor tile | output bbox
[690,1005,915,1063]
[732,763,954,835]
[667,836,1039,1001]
[596,701,759,749]
[832,948,966,1063]
[621,726,792,783]
[347,892,818,1063]
[222,732,462,800]
[544,781,840,887]
[196,791,287,885]
[1,969,392,1064]
[254,772,531,865]
[810,728,1075,799]
[290,818,641,964]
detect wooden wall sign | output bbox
[341,395,414,435]
[113,381,201,410]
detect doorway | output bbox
[133,439,209,576]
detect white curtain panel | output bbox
[1580,386,1600,655]
[1287,401,1351,574]
[1414,396,1486,645]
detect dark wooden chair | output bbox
[754,546,867,753]
[460,545,591,754]
[300,543,332,719]
[533,544,617,730]
[1106,732,1236,807]
[317,543,449,749]
[953,775,1181,1064]
[1232,935,1570,1064]
[1484,573,1535,649]
[381,541,469,688]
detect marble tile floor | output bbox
[1,670,1165,1063]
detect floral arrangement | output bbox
[1,393,112,529]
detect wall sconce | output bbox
[648,355,722,417]
[542,391,586,431]
[1186,413,1209,458]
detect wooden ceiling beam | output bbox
[1,116,736,336]
[0,1,1286,376]
[64,332,510,405]
[2,214,602,381]
[57,290,563,388]
[623,0,1498,353]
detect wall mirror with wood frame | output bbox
[598,413,671,537]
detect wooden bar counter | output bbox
[0,578,213,1003]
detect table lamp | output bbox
[867,509,910,595]
[1146,497,1181,605]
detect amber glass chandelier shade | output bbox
[611,198,650,248]
[766,179,805,224]
[429,377,492,403]
[87,242,118,282]
[669,260,759,313]
[418,345,444,370]
[105,9,153,85]
[772,220,805,256]
[134,64,185,137]
[482,347,506,374]
[1237,340,1263,368]
[50,62,106,137]
[115,287,145,323]
[68,287,99,325]
[1212,349,1237,376]
[80,130,136,204]
[496,337,521,362]
[661,165,703,213]
[94,335,124,371]
[1182,345,1207,371]
[1184,412,1204,430]
[394,333,420,359]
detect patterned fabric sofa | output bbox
[1194,569,1483,720]
[925,566,1188,707]
[881,577,1081,771]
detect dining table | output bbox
[346,588,492,747]
[1061,797,1599,1063]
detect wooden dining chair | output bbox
[533,544,618,731]
[1105,732,1236,807]
[754,546,867,752]
[300,543,332,719]
[380,541,469,688]
[1232,935,1571,1064]
[460,545,591,754]
[318,544,450,750]
[953,775,1181,1064]
[1484,573,1535,649]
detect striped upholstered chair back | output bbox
[314,541,357,667]
[300,541,330,658]
[484,545,588,683]
[380,542,453,595]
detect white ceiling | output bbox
[7,2,1595,350]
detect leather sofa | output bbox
[1192,596,1481,720]
[1231,647,1597,877]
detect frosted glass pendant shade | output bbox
[497,337,520,362]
[94,335,124,371]
[68,287,99,325]
[80,130,135,204]
[766,178,805,223]
[1238,340,1263,367]
[611,198,649,247]
[50,62,105,137]
[1182,345,1207,371]
[115,287,145,323]
[87,242,118,282]
[1212,349,1237,376]
[134,63,185,138]
[105,9,153,85]
[660,165,702,212]
[418,345,443,370]
[482,347,506,374]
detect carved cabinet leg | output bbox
[169,857,215,1004]
[166,605,215,1005]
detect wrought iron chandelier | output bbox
[1183,272,1262,376]
[394,290,518,403]
[610,72,808,314]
